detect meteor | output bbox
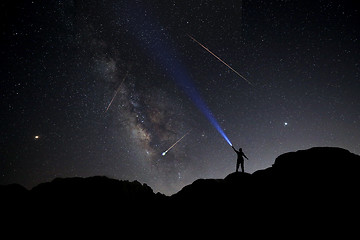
[188,34,252,86]
[122,6,232,146]
[162,129,192,156]
[105,72,129,113]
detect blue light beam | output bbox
[120,3,232,146]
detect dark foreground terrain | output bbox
[1,147,359,236]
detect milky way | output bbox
[83,18,194,192]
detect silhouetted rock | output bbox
[252,147,360,197]
[1,147,359,232]
[27,176,167,220]
[169,147,360,223]
[171,171,252,204]
[31,176,157,202]
[224,171,251,182]
[270,147,359,177]
[0,183,28,197]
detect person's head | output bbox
[239,148,242,151]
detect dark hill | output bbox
[30,175,160,202]
[168,147,360,229]
[171,147,359,206]
[1,147,359,234]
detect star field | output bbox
[1,0,359,195]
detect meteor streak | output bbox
[122,6,232,146]
[105,72,129,113]
[162,129,192,156]
[188,34,252,86]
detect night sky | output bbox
[1,0,359,195]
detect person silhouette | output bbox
[231,146,248,173]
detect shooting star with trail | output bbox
[105,72,129,113]
[162,129,192,156]
[188,34,252,86]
